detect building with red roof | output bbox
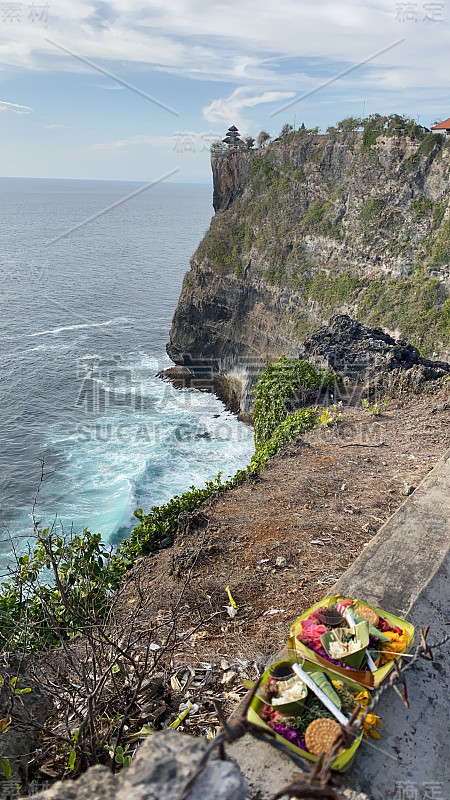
[431,118,450,136]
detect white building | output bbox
[431,118,450,137]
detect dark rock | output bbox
[156,366,193,389]
[32,766,116,800]
[159,536,173,548]
[211,148,255,212]
[303,315,450,395]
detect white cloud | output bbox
[0,99,33,114]
[0,1,449,129]
[89,134,173,152]
[0,1,446,90]
[203,87,296,130]
[43,123,68,128]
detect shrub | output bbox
[308,271,360,306]
[362,116,386,149]
[336,117,361,133]
[252,356,335,448]
[257,130,271,148]
[195,217,247,275]
[279,123,294,138]
[210,140,226,153]
[302,200,341,238]
[417,132,439,156]
[430,219,450,267]
[0,528,117,651]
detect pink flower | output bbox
[300,619,328,651]
[261,704,284,724]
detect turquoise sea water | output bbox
[0,178,254,571]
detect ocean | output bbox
[0,178,254,572]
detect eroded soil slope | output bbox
[116,385,450,726]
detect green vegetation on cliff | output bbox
[195,216,249,277]
[253,357,335,447]
[289,270,450,355]
[197,114,450,356]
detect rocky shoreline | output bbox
[160,315,450,419]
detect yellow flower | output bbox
[380,629,409,664]
[355,690,370,709]
[362,711,382,739]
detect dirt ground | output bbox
[112,381,450,730]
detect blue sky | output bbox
[0,0,449,183]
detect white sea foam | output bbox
[26,342,79,353]
[29,317,130,337]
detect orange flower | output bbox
[380,629,409,664]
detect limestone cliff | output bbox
[167,127,450,413]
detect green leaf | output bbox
[68,749,76,771]
[2,757,12,781]
[127,723,154,740]
[352,613,390,641]
[14,687,32,695]
[310,672,342,709]
[114,744,132,767]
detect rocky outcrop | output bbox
[303,315,450,395]
[167,129,450,414]
[164,312,450,416]
[211,148,255,212]
[30,729,247,800]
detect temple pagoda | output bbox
[222,125,244,147]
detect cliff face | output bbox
[167,129,450,412]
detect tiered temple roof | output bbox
[223,125,244,146]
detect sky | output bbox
[0,0,449,183]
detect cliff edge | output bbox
[167,127,450,413]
